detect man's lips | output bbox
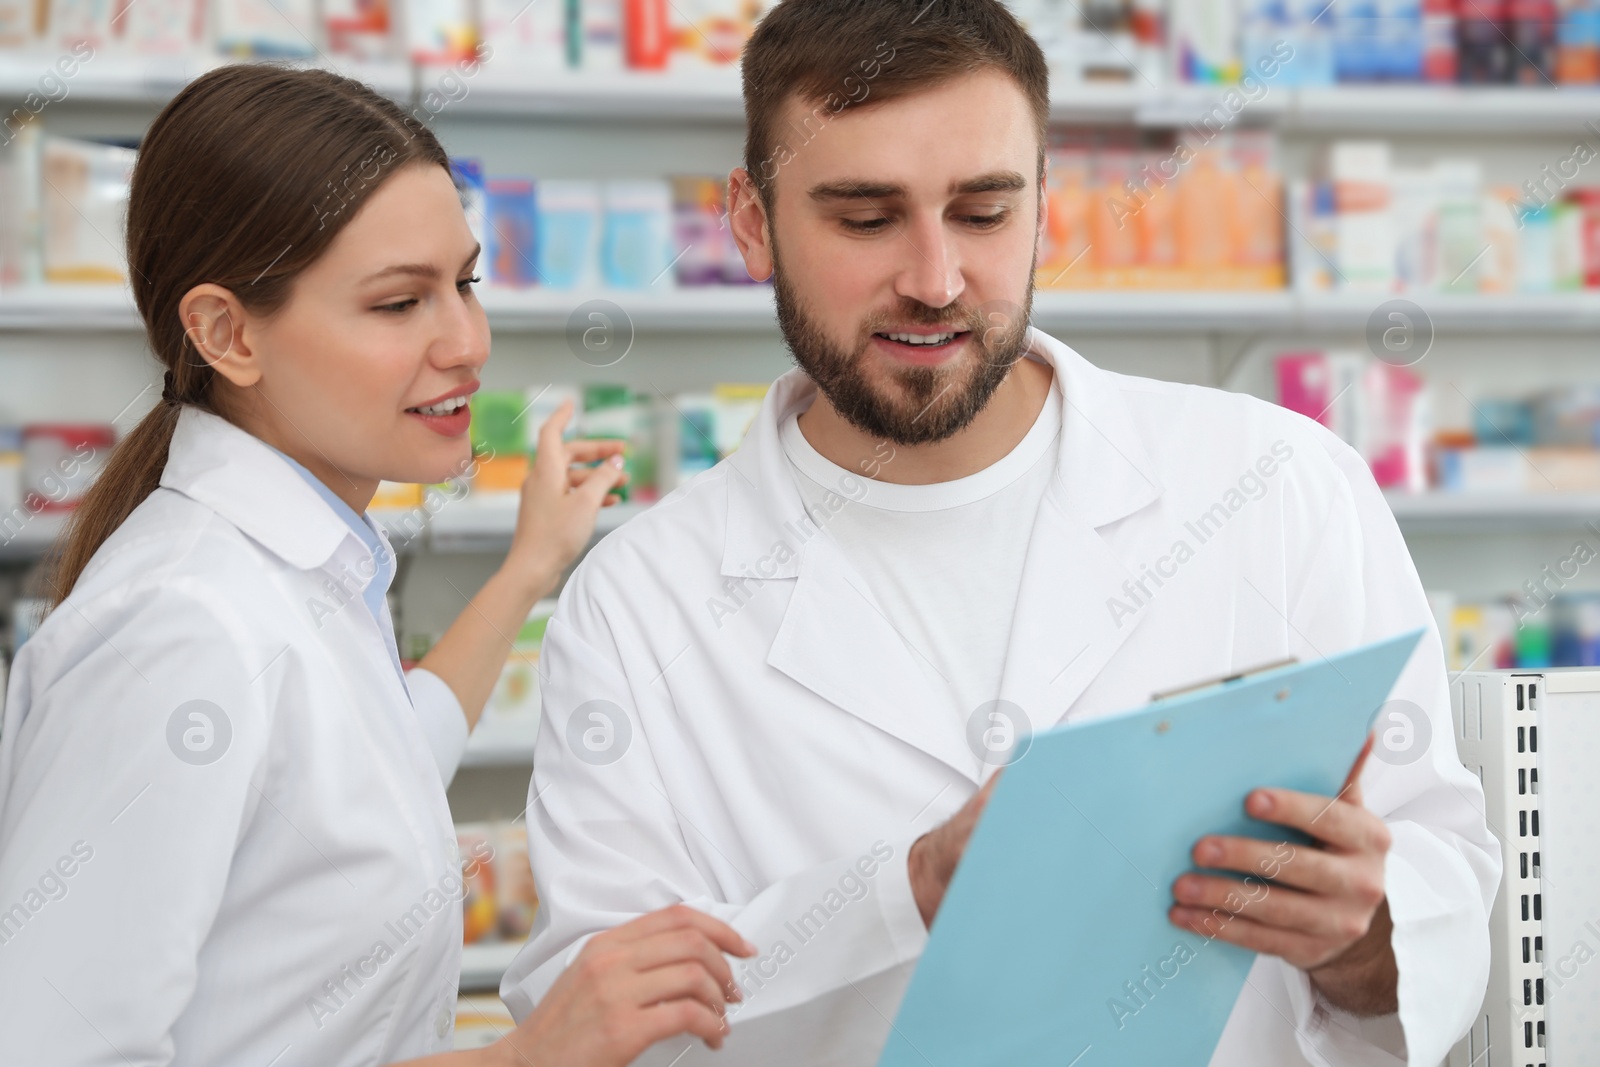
[871,330,972,364]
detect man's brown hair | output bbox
[740,0,1051,210]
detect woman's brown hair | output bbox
[42,64,450,609]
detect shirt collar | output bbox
[159,406,382,581]
[262,443,397,617]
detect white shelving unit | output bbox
[6,54,1600,130]
[8,53,1600,1007]
[460,941,524,993]
[14,285,1600,335]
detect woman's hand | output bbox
[496,905,759,1067]
[502,399,628,602]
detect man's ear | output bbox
[1035,155,1050,260]
[177,283,260,388]
[726,167,774,283]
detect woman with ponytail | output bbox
[0,64,750,1066]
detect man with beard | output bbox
[501,2,1498,1065]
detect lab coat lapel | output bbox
[992,333,1165,739]
[722,375,980,784]
[765,532,979,782]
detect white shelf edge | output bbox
[1386,491,1600,533]
[15,287,1600,334]
[460,741,536,768]
[460,940,523,991]
[7,55,1598,129]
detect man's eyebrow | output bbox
[951,171,1028,195]
[808,180,905,203]
[807,172,1029,204]
[359,244,482,285]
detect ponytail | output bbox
[38,63,449,610]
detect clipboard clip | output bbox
[1151,655,1300,704]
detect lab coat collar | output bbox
[722,328,1164,574]
[724,329,1165,781]
[160,405,354,572]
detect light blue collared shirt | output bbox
[265,444,406,686]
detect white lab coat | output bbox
[0,406,470,1066]
[504,330,1500,1067]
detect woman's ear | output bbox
[177,283,258,387]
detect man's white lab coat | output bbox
[503,330,1499,1067]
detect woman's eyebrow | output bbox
[359,245,482,285]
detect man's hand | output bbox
[1167,735,1399,1016]
[908,773,1000,927]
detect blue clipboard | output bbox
[878,629,1424,1067]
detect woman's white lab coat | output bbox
[0,406,470,1066]
[503,330,1500,1067]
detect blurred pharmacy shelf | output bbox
[16,286,1600,335]
[460,740,537,768]
[460,940,522,993]
[0,53,411,104]
[1383,491,1600,535]
[6,54,1600,132]
[0,500,637,563]
[8,493,1594,566]
[430,497,643,553]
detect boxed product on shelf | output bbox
[467,389,531,489]
[671,175,730,286]
[1443,591,1600,671]
[404,0,475,64]
[46,0,115,50]
[485,177,537,287]
[575,0,623,70]
[0,118,43,287]
[667,383,767,488]
[454,994,515,1049]
[120,0,207,54]
[22,422,114,511]
[479,0,564,66]
[1169,0,1239,83]
[473,600,555,750]
[0,427,22,518]
[41,135,136,283]
[450,158,487,256]
[456,822,499,944]
[213,0,319,56]
[324,0,396,60]
[454,819,539,946]
[464,385,659,502]
[0,0,33,47]
[533,179,602,289]
[599,179,674,290]
[580,384,657,502]
[492,820,536,939]
[1037,127,1285,291]
[1292,139,1600,294]
[1276,350,1429,490]
[668,0,768,68]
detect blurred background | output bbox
[3,0,1600,1041]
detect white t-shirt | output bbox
[780,366,1062,740]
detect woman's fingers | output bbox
[567,466,630,491]
[566,438,627,464]
[576,457,627,508]
[626,960,731,1022]
[634,999,729,1051]
[609,904,758,958]
[629,928,740,1002]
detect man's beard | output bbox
[771,240,1037,447]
